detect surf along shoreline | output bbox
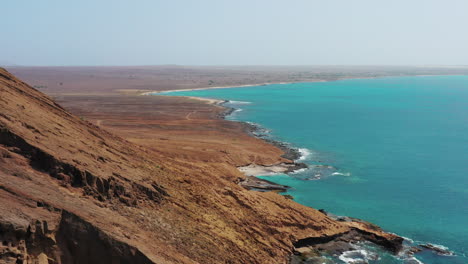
[142,74,468,180]
[219,101,309,192]
[148,90,311,191]
[144,89,412,262]
[144,80,458,262]
[143,82,312,177]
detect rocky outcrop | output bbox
[419,244,455,256]
[0,204,153,264]
[238,176,290,192]
[0,128,167,206]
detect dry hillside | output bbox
[0,68,401,264]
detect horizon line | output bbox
[3,64,468,68]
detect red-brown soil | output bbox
[0,68,402,264]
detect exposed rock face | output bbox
[0,204,152,264]
[0,68,402,263]
[239,176,290,192]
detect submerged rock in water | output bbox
[419,243,455,256]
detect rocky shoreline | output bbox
[239,120,304,162]
[238,162,307,177]
[217,100,309,192]
[219,100,307,167]
[217,97,457,263]
[216,99,413,263]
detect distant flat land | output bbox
[8,65,468,95]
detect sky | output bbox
[2,0,468,66]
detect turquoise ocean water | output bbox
[158,76,468,264]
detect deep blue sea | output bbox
[158,76,468,264]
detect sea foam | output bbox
[331,172,351,176]
[338,249,378,263]
[227,100,251,104]
[290,168,308,174]
[296,148,312,161]
[403,257,425,264]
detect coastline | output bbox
[139,74,468,97]
[140,80,320,179]
[146,82,457,262]
[210,95,454,262]
[141,74,464,174]
[140,81,320,96]
[216,99,310,191]
[172,95,411,262]
[217,100,310,178]
[154,93,310,179]
[239,121,304,161]
[151,92,310,190]
[5,67,466,262]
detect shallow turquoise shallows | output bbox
[159,76,468,264]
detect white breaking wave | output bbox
[403,256,424,264]
[245,121,259,126]
[290,168,308,174]
[424,243,455,256]
[401,236,415,244]
[338,249,378,263]
[296,148,312,161]
[429,244,450,251]
[228,100,251,104]
[331,172,351,176]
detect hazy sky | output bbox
[3,0,468,66]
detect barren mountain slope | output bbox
[0,68,401,264]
